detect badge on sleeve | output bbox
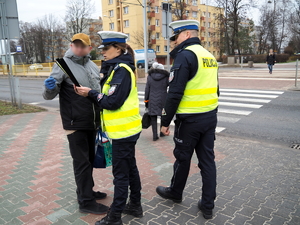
[97,93,104,102]
[169,71,174,83]
[108,85,117,96]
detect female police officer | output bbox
[74,31,143,225]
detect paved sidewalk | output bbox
[0,111,299,225]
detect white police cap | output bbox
[169,20,200,41]
[98,31,128,49]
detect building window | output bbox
[208,32,211,37]
[164,45,168,52]
[203,22,206,27]
[126,33,130,41]
[124,20,129,27]
[192,0,197,6]
[155,6,159,13]
[202,11,206,17]
[109,10,114,17]
[155,19,159,26]
[109,23,114,30]
[186,10,189,17]
[208,22,211,28]
[124,6,129,14]
[213,23,215,28]
[208,42,211,47]
[208,12,211,18]
[148,19,151,25]
[185,0,188,4]
[192,11,197,18]
[156,45,160,52]
[109,0,113,4]
[156,32,160,39]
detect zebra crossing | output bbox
[138,88,284,133]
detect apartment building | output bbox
[102,0,223,64]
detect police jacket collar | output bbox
[100,53,136,75]
[170,37,201,59]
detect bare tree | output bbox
[65,0,95,38]
[170,0,188,20]
[130,29,152,49]
[215,0,255,55]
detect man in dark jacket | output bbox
[144,62,169,141]
[42,33,109,215]
[266,49,276,74]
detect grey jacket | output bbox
[43,48,101,130]
[145,68,169,116]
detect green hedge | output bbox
[289,55,300,61]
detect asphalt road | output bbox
[0,77,299,148]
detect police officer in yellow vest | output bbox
[156,20,219,220]
[75,31,143,225]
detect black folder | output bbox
[55,58,80,87]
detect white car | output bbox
[29,63,43,70]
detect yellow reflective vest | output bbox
[101,63,142,139]
[176,44,219,114]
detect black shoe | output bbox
[160,132,165,137]
[79,201,109,215]
[153,137,159,141]
[156,186,182,203]
[95,210,123,225]
[123,200,143,217]
[93,191,107,200]
[198,200,213,219]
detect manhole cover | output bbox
[290,144,300,150]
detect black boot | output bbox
[123,200,143,217]
[79,200,109,215]
[198,200,213,219]
[95,210,123,225]
[156,186,182,203]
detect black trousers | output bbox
[150,115,158,139]
[111,133,142,213]
[67,130,96,205]
[170,110,217,210]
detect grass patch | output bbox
[0,100,47,116]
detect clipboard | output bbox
[55,58,80,87]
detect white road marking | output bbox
[219,102,263,109]
[220,92,278,98]
[218,108,252,116]
[220,89,284,95]
[218,116,240,123]
[219,96,271,103]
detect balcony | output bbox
[147,11,155,18]
[201,26,205,31]
[148,0,155,3]
[201,16,205,20]
[149,39,156,45]
[201,37,205,41]
[148,25,155,31]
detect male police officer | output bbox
[43,33,109,215]
[156,20,219,219]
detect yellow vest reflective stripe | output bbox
[102,63,142,139]
[176,44,219,114]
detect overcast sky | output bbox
[16,0,102,23]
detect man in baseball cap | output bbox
[43,33,109,215]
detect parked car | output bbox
[29,63,43,70]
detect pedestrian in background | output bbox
[266,49,276,74]
[43,33,109,215]
[144,62,169,141]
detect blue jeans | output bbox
[268,64,273,73]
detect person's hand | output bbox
[74,85,91,97]
[161,126,170,136]
[44,77,56,90]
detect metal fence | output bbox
[0,60,102,77]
